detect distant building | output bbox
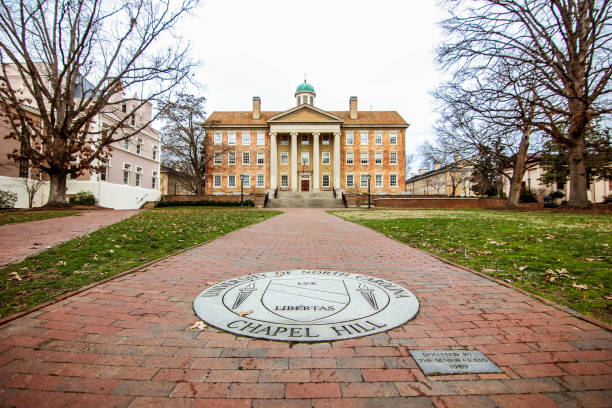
[406,161,474,197]
[160,165,198,196]
[203,81,409,196]
[0,65,161,209]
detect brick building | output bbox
[203,82,409,196]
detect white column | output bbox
[313,132,320,191]
[291,132,298,192]
[270,132,277,190]
[333,131,341,189]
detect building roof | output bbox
[205,110,409,127]
[296,81,315,94]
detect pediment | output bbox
[268,105,344,123]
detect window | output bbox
[390,151,398,165]
[346,132,354,145]
[361,174,369,188]
[241,174,250,187]
[375,174,383,188]
[375,132,382,145]
[346,173,354,188]
[228,152,236,165]
[346,151,354,165]
[135,173,141,186]
[99,161,108,181]
[301,151,309,165]
[281,174,289,188]
[257,132,265,146]
[214,132,222,145]
[213,174,222,188]
[123,163,131,171]
[281,135,288,145]
[123,138,130,151]
[322,174,330,188]
[242,131,250,145]
[19,160,28,178]
[375,151,383,165]
[152,171,157,189]
[214,152,222,165]
[301,135,309,145]
[242,152,250,165]
[257,152,265,165]
[136,166,143,174]
[361,151,369,165]
[152,146,158,160]
[228,175,236,188]
[131,115,136,126]
[322,151,330,165]
[122,164,130,185]
[322,135,330,145]
[136,139,142,155]
[228,132,236,145]
[257,174,265,188]
[390,174,398,188]
[280,151,289,165]
[121,102,127,113]
[360,131,369,145]
[389,131,398,145]
[557,182,565,190]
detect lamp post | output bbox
[367,174,371,209]
[240,175,244,207]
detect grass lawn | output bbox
[0,210,81,226]
[0,207,280,318]
[332,209,612,322]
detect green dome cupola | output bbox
[295,80,315,106]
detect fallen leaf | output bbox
[517,265,528,271]
[189,321,207,330]
[605,295,612,300]
[239,310,253,317]
[9,272,22,281]
[571,283,589,290]
[206,281,217,286]
[585,258,595,262]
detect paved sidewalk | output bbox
[0,210,140,267]
[0,208,609,407]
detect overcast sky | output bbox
[183,1,446,172]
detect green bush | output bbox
[156,199,254,208]
[519,188,538,203]
[68,191,97,206]
[550,190,565,199]
[0,190,18,208]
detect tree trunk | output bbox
[567,136,590,208]
[506,127,531,207]
[46,173,68,206]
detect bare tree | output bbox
[438,0,612,208]
[0,0,198,205]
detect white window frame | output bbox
[322,151,330,165]
[257,132,265,146]
[242,131,250,145]
[301,135,309,145]
[280,151,289,165]
[374,131,383,145]
[389,131,398,145]
[136,138,143,155]
[301,151,309,165]
[241,174,250,188]
[123,138,130,151]
[361,174,369,188]
[152,146,158,160]
[360,131,369,145]
[123,171,129,185]
[322,135,330,145]
[228,132,236,145]
[345,132,354,145]
[346,173,354,188]
[213,173,222,188]
[256,174,265,188]
[281,135,288,145]
[122,162,131,171]
[375,173,383,188]
[375,151,383,165]
[213,152,222,165]
[214,132,222,145]
[257,152,265,165]
[360,151,369,165]
[390,151,398,165]
[151,171,157,189]
[280,173,289,188]
[228,174,236,188]
[242,151,250,165]
[135,173,141,187]
[390,173,398,188]
[228,152,236,165]
[346,151,354,165]
[322,173,330,188]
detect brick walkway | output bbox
[0,210,140,267]
[0,208,609,407]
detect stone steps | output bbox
[266,191,345,208]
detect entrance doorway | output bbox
[301,178,310,192]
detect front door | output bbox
[301,179,310,192]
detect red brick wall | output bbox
[345,195,506,209]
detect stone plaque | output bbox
[193,270,419,341]
[410,350,502,375]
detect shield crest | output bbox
[261,277,350,322]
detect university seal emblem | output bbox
[193,270,419,342]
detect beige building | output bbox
[203,82,409,196]
[406,161,474,197]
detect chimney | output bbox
[410,173,415,178]
[349,96,358,120]
[419,168,425,175]
[252,96,261,120]
[434,162,440,171]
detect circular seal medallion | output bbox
[193,270,419,342]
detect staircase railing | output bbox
[332,187,337,198]
[274,187,279,199]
